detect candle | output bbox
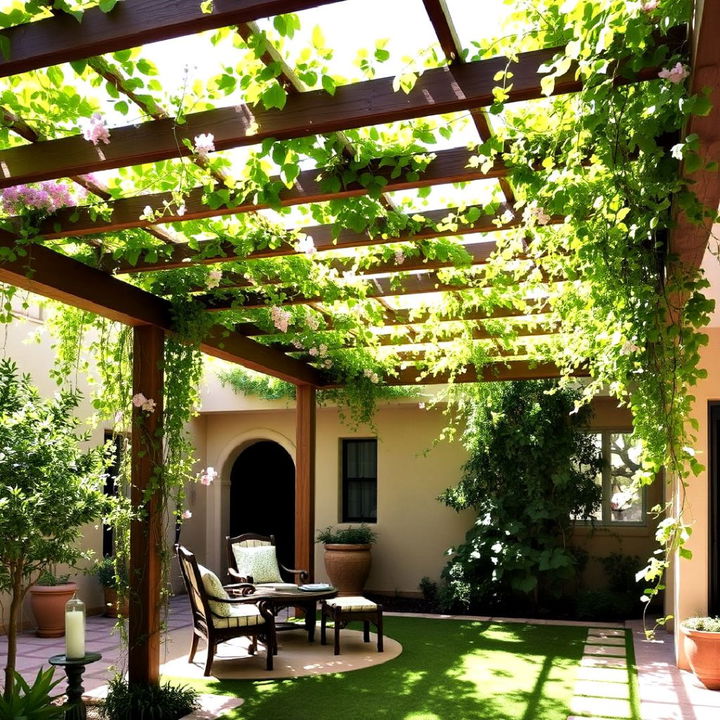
[65,596,85,659]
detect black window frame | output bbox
[341,438,377,523]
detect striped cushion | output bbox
[232,544,282,583]
[198,564,231,617]
[326,596,377,612]
[213,603,266,629]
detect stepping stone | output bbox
[583,643,626,657]
[576,666,628,683]
[573,679,630,699]
[585,636,626,646]
[570,696,632,718]
[581,655,627,669]
[588,628,625,638]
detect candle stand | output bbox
[49,653,102,720]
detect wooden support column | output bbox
[295,385,316,581]
[129,325,164,686]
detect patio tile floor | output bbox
[3,601,720,720]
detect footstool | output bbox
[320,596,384,655]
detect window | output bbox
[585,432,645,524]
[341,439,377,523]
[102,431,125,556]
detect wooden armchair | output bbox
[226,533,308,585]
[176,545,276,674]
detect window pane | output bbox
[574,434,603,521]
[609,433,643,523]
[342,439,377,522]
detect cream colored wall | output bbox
[195,403,473,595]
[0,311,108,632]
[673,242,720,667]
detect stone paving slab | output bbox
[588,628,626,638]
[570,695,632,718]
[576,666,629,683]
[574,679,630,699]
[583,643,627,657]
[585,636,626,646]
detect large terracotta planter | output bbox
[681,626,720,690]
[29,583,77,637]
[323,543,372,596]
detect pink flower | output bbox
[181,509,192,520]
[309,347,319,357]
[0,181,76,215]
[132,393,148,408]
[206,269,223,289]
[271,305,292,332]
[658,62,689,84]
[296,235,316,255]
[194,133,215,159]
[323,359,333,368]
[82,113,110,146]
[141,398,157,413]
[199,467,218,486]
[307,315,320,331]
[641,1,659,11]
[394,249,406,265]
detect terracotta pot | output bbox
[682,626,720,690]
[29,583,78,638]
[323,543,372,596]
[103,588,129,618]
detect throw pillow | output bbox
[198,564,231,617]
[232,544,283,583]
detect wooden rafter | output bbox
[29,146,501,241]
[0,235,323,385]
[0,44,662,188]
[199,267,558,311]
[113,205,561,273]
[0,0,346,77]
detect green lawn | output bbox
[170,617,590,720]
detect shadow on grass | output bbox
[170,617,588,720]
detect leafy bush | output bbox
[101,677,199,720]
[598,553,643,594]
[575,590,636,621]
[34,571,72,587]
[0,667,64,720]
[93,557,129,589]
[316,524,377,544]
[440,380,602,612]
[0,359,108,696]
[682,616,720,633]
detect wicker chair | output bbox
[226,533,308,585]
[176,545,276,674]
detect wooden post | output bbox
[129,325,164,685]
[295,384,316,581]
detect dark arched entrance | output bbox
[229,440,295,572]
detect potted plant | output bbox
[93,557,129,618]
[28,570,78,637]
[680,616,720,690]
[316,524,377,596]
[0,359,107,698]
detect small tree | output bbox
[0,359,107,697]
[440,380,602,612]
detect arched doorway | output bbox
[229,440,295,572]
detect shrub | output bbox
[0,667,64,720]
[101,677,199,720]
[682,616,720,633]
[316,524,377,544]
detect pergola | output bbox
[1,0,718,686]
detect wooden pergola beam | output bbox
[669,3,720,270]
[0,43,660,188]
[0,236,323,385]
[115,205,560,273]
[0,0,345,78]
[200,267,557,311]
[32,146,499,241]
[380,360,588,385]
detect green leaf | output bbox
[321,75,336,96]
[260,82,287,110]
[98,0,119,12]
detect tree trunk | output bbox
[3,564,25,699]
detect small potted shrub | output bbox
[680,616,720,690]
[28,570,77,638]
[93,557,129,618]
[316,525,377,596]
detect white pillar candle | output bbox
[65,602,85,659]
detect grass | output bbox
[168,616,589,720]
